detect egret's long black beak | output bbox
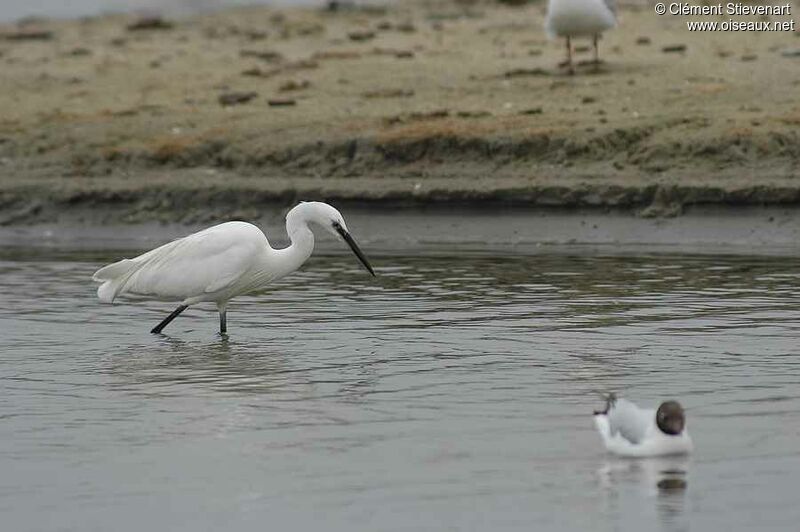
[333,222,375,276]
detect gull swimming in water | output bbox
[545,0,616,74]
[92,201,375,335]
[593,394,693,457]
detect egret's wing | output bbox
[606,399,652,445]
[95,222,266,302]
[603,0,616,16]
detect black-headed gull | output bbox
[545,0,616,73]
[593,394,693,457]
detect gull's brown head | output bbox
[656,400,685,436]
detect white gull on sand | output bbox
[545,0,616,73]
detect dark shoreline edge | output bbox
[2,203,799,257]
[4,173,800,227]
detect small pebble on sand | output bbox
[240,49,284,63]
[218,91,258,106]
[2,28,53,41]
[127,17,174,32]
[348,30,375,42]
[279,80,311,92]
[267,98,297,107]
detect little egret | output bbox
[593,394,693,457]
[545,0,616,74]
[92,201,375,334]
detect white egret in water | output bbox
[545,0,616,74]
[92,202,375,334]
[593,394,693,457]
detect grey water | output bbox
[2,247,800,531]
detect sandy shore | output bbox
[1,0,799,224]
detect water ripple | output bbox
[1,250,800,530]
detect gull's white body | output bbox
[593,398,693,458]
[545,0,616,38]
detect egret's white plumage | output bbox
[92,202,375,334]
[545,0,616,72]
[593,396,693,458]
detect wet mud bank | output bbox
[3,166,800,227]
[2,204,800,256]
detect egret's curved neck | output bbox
[274,208,315,276]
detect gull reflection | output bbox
[597,455,690,529]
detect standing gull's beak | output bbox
[333,222,375,276]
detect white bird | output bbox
[92,201,375,334]
[545,0,616,74]
[593,394,693,457]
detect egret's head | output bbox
[306,202,349,237]
[656,401,685,436]
[292,201,375,276]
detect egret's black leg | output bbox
[151,305,188,334]
[219,309,227,334]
